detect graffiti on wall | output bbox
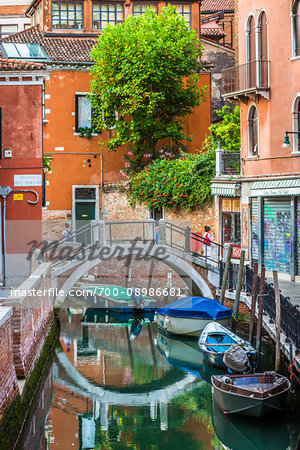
[264,206,291,272]
[242,205,249,246]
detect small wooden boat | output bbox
[155,297,232,338]
[198,323,256,369]
[212,372,290,417]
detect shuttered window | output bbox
[264,199,291,274]
[297,199,300,274]
[251,198,259,261]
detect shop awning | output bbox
[211,182,240,197]
[251,179,300,197]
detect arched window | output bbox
[292,0,300,57]
[292,96,300,152]
[258,12,268,86]
[246,16,256,88]
[248,106,258,156]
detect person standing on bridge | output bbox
[203,226,213,258]
[62,222,71,241]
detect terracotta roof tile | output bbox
[201,0,234,12]
[0,58,47,71]
[201,28,226,38]
[2,25,97,63]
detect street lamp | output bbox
[282,131,300,148]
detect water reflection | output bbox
[212,399,290,450]
[42,309,300,449]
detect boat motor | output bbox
[223,344,251,374]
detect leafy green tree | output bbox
[208,105,240,152]
[90,6,205,173]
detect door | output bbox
[75,202,95,244]
[264,198,291,274]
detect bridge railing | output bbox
[165,222,223,265]
[46,219,224,267]
[221,263,300,352]
[105,220,155,245]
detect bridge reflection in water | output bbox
[42,309,300,450]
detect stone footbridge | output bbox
[39,220,223,304]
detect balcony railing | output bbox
[216,147,240,177]
[222,60,270,99]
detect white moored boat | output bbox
[155,297,232,338]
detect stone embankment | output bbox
[0,263,54,420]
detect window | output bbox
[92,3,124,29]
[75,95,93,131]
[172,4,191,26]
[52,2,83,29]
[246,15,256,88]
[257,12,268,87]
[1,42,49,61]
[132,3,158,16]
[222,212,241,245]
[292,96,300,152]
[248,105,259,156]
[0,25,18,39]
[292,0,300,57]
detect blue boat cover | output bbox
[156,297,232,320]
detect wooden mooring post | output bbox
[232,250,245,333]
[256,267,265,353]
[273,270,281,371]
[249,262,258,345]
[219,245,232,305]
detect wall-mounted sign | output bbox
[232,199,240,212]
[222,198,232,212]
[14,174,42,187]
[13,193,23,201]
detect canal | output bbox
[10,307,300,449]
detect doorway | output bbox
[72,186,99,244]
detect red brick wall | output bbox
[0,308,19,420]
[5,265,54,378]
[42,189,215,241]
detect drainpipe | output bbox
[0,186,12,287]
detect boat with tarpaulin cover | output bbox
[155,297,232,337]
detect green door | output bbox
[75,202,95,244]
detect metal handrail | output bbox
[48,219,224,268]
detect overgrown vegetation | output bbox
[207,105,240,152]
[124,149,215,211]
[90,5,205,173]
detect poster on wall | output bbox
[242,205,249,246]
[222,198,232,211]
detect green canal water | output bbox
[16,309,300,449]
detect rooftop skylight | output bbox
[1,43,49,61]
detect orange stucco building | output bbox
[213,0,300,279]
[1,0,212,230]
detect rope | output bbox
[232,315,238,322]
[288,351,300,393]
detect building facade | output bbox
[213,0,300,278]
[0,0,31,38]
[1,0,213,238]
[0,59,48,285]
